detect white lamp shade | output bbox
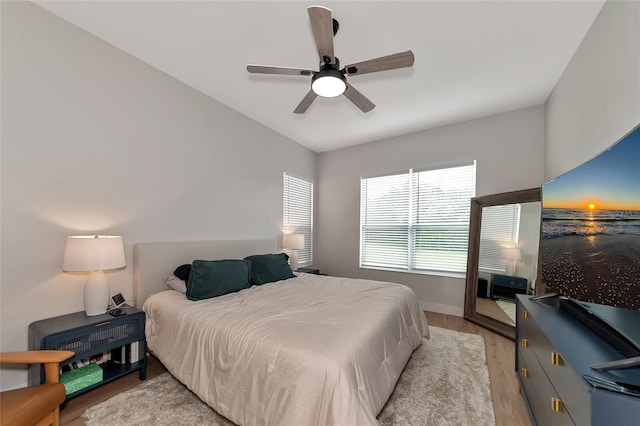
[63,235,125,316]
[502,247,522,261]
[283,234,305,250]
[63,235,126,272]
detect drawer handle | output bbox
[522,309,528,319]
[551,397,563,413]
[521,338,529,348]
[94,321,111,327]
[551,352,563,366]
[521,368,529,378]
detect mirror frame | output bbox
[463,187,542,340]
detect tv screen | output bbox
[541,125,640,311]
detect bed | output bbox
[134,239,429,426]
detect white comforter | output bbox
[143,273,428,426]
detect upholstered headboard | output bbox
[132,239,277,308]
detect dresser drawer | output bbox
[518,352,574,426]
[519,352,552,426]
[518,331,540,384]
[518,303,587,425]
[537,340,590,425]
[522,319,590,425]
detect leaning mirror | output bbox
[463,188,542,339]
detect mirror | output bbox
[464,188,542,339]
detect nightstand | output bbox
[297,267,320,274]
[28,305,147,399]
[491,274,527,299]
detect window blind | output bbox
[478,204,521,272]
[283,172,313,267]
[360,163,475,274]
[412,165,476,273]
[360,173,411,269]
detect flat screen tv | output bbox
[541,124,640,312]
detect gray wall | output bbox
[315,106,545,314]
[313,0,640,316]
[517,201,543,286]
[546,0,640,180]
[0,1,315,390]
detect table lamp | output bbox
[63,235,126,316]
[502,247,521,276]
[283,234,305,271]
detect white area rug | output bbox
[496,299,517,325]
[83,326,495,426]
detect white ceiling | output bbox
[34,1,605,153]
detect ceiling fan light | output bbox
[311,70,346,98]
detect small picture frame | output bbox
[110,292,126,309]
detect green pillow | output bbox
[186,259,252,301]
[244,253,294,285]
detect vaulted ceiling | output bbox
[35,1,605,152]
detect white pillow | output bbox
[163,276,187,293]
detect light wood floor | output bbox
[60,311,531,426]
[476,297,515,325]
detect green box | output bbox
[60,362,102,395]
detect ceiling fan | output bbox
[247,6,414,114]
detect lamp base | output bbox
[84,271,109,316]
[289,250,299,272]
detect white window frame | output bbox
[360,162,476,275]
[283,172,313,267]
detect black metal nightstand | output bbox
[28,305,147,399]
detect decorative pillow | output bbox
[243,253,294,285]
[163,276,187,293]
[186,259,252,301]
[174,264,191,281]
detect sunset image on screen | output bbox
[541,127,640,310]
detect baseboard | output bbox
[419,300,463,317]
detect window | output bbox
[360,163,476,274]
[283,172,313,267]
[478,204,521,273]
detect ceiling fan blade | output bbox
[308,6,335,64]
[247,65,314,76]
[344,50,415,76]
[293,90,318,114]
[343,83,375,113]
